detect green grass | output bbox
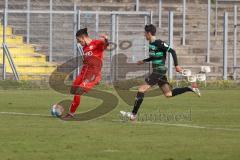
[0,89,240,160]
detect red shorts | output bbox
[72,65,101,93]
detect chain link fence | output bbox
[0,0,151,82]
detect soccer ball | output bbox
[51,104,65,117]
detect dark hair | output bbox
[76,28,88,37]
[145,24,156,36]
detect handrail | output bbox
[1,9,19,81]
[2,43,20,81]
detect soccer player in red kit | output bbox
[63,28,109,120]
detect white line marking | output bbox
[103,149,120,153]
[0,111,51,117]
[112,120,240,132]
[1,112,240,132]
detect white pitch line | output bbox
[103,149,120,153]
[0,111,51,117]
[112,120,240,132]
[1,112,240,132]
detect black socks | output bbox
[131,87,192,115]
[172,87,192,97]
[132,92,144,115]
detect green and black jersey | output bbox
[143,39,178,74]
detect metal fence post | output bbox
[76,10,81,75]
[2,9,7,80]
[73,2,77,79]
[233,5,237,80]
[215,0,218,36]
[158,0,162,28]
[182,0,186,45]
[73,3,77,53]
[223,12,228,80]
[111,14,116,82]
[49,0,53,62]
[73,2,77,57]
[136,0,139,11]
[27,0,30,44]
[207,0,211,63]
[148,11,153,75]
[116,15,119,81]
[144,15,148,58]
[95,13,99,38]
[4,0,8,26]
[150,11,153,24]
[144,15,148,75]
[77,10,81,30]
[168,11,173,80]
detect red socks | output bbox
[69,95,81,114]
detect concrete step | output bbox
[0,35,24,44]
[0,46,36,55]
[0,26,13,35]
[0,53,47,64]
[7,62,57,74]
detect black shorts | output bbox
[145,72,169,87]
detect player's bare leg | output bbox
[160,83,201,98]
[160,83,173,97]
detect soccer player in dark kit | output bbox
[63,28,109,120]
[120,24,201,121]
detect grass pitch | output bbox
[0,89,240,160]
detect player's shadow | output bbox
[58,89,118,121]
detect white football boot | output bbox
[189,84,201,97]
[120,111,137,121]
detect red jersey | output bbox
[73,39,107,90]
[82,39,107,69]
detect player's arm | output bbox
[168,48,182,72]
[137,42,179,66]
[137,57,154,65]
[98,34,109,49]
[159,41,182,72]
[137,56,159,65]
